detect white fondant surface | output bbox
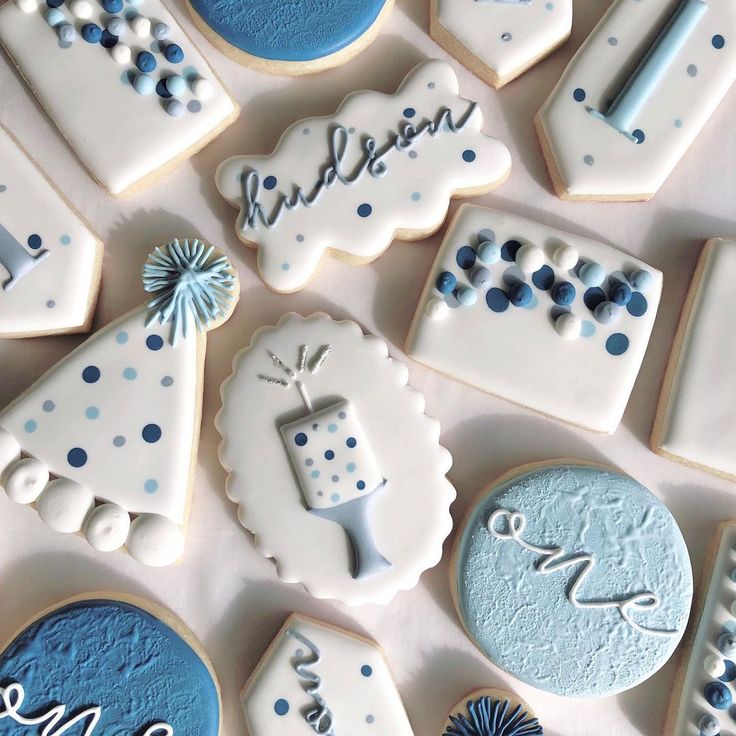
[537,0,736,198]
[0,126,100,337]
[0,0,236,194]
[658,239,736,479]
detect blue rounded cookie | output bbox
[453,463,692,697]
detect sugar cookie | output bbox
[186,0,395,75]
[0,238,239,566]
[215,59,511,293]
[242,612,414,735]
[0,0,239,196]
[0,125,101,338]
[536,0,736,201]
[430,0,572,89]
[406,205,662,433]
[0,593,221,735]
[451,461,692,698]
[217,312,455,606]
[653,238,736,482]
[443,689,543,736]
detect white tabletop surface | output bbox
[1,1,735,735]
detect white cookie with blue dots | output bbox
[215,59,511,293]
[0,125,102,339]
[0,0,239,196]
[0,238,239,566]
[406,205,662,433]
[242,613,415,736]
[665,521,736,736]
[536,0,736,201]
[430,0,572,89]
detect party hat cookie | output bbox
[0,239,239,566]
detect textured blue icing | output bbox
[188,0,388,62]
[0,599,219,735]
[455,464,692,698]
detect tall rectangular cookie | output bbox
[653,238,736,481]
[0,0,238,196]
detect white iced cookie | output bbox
[242,613,414,735]
[653,238,736,481]
[430,0,572,89]
[217,313,455,605]
[0,125,102,338]
[536,0,736,201]
[442,689,543,736]
[0,239,239,566]
[406,205,662,433]
[215,59,512,293]
[0,0,239,196]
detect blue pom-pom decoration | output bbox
[101,0,122,11]
[106,17,125,36]
[477,241,501,265]
[164,43,184,63]
[610,281,632,306]
[57,22,76,42]
[136,50,156,73]
[444,695,543,736]
[81,23,102,43]
[436,271,456,295]
[551,281,576,306]
[166,99,185,117]
[457,287,478,306]
[133,73,155,95]
[579,261,605,288]
[629,268,653,292]
[705,681,732,710]
[165,74,186,97]
[508,282,532,308]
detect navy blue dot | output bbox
[46,0,64,6]
[357,203,372,218]
[403,107,416,118]
[27,234,42,250]
[436,271,457,294]
[357,480,366,490]
[100,30,118,48]
[720,660,736,682]
[346,437,357,448]
[274,699,289,716]
[325,450,335,460]
[606,333,629,356]
[156,79,172,98]
[462,149,476,163]
[573,88,586,102]
[82,366,100,383]
[632,129,645,144]
[486,287,510,313]
[627,292,648,317]
[501,240,521,262]
[81,23,102,43]
[142,423,162,443]
[509,282,532,307]
[361,665,373,677]
[713,34,725,49]
[263,175,277,190]
[101,0,122,11]
[67,447,88,468]
[295,432,308,447]
[456,245,477,270]
[164,43,184,63]
[584,287,606,311]
[146,335,164,351]
[136,51,156,73]
[705,681,732,710]
[551,281,576,306]
[532,265,555,290]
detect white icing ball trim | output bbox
[554,312,581,340]
[36,479,95,534]
[84,503,131,552]
[192,77,213,100]
[126,514,185,567]
[2,457,49,504]
[426,297,449,320]
[515,244,544,273]
[111,43,132,65]
[69,0,92,18]
[553,243,579,271]
[704,654,726,678]
[131,16,151,37]
[0,428,21,476]
[15,0,38,12]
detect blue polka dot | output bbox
[161,376,174,387]
[123,367,137,380]
[456,246,477,270]
[164,43,184,63]
[328,423,338,433]
[581,320,595,338]
[501,240,521,262]
[67,448,88,468]
[24,420,37,433]
[573,88,586,102]
[136,51,156,73]
[436,271,457,294]
[674,118,683,128]
[85,406,100,420]
[705,681,732,710]
[281,263,290,271]
[411,192,421,202]
[147,335,164,351]
[296,234,305,243]
[551,281,576,306]
[263,175,277,190]
[486,287,510,313]
[142,424,162,443]
[113,436,126,447]
[583,287,606,311]
[713,34,725,49]
[114,331,129,346]
[584,154,594,166]
[687,64,698,77]
[632,129,645,144]
[274,699,289,716]
[361,665,373,677]
[357,480,366,490]
[100,29,118,48]
[606,333,629,356]
[346,437,357,448]
[462,149,476,162]
[144,479,159,494]
[331,493,340,502]
[325,450,335,460]
[357,203,372,217]
[627,292,648,317]
[366,715,375,724]
[509,282,532,307]
[720,660,736,682]
[532,265,555,290]
[403,107,416,118]
[82,366,101,383]
[60,235,71,246]
[101,0,122,10]
[81,22,102,43]
[27,234,42,250]
[295,433,307,446]
[42,400,55,412]
[347,462,356,472]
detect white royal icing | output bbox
[0,126,101,338]
[536,0,736,199]
[0,0,238,195]
[217,313,455,606]
[242,614,414,736]
[432,0,572,87]
[656,238,736,481]
[406,205,662,433]
[215,59,511,293]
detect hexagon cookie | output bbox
[242,613,414,736]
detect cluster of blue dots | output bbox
[19,230,70,310]
[699,614,736,736]
[434,229,652,356]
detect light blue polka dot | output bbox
[123,367,137,380]
[346,462,356,473]
[366,715,375,724]
[584,155,594,166]
[42,400,55,413]
[411,192,421,202]
[116,331,129,345]
[674,118,683,128]
[581,320,595,338]
[328,423,338,433]
[24,420,37,433]
[60,235,71,245]
[282,263,290,271]
[311,470,320,479]
[144,479,159,494]
[296,234,304,242]
[113,435,126,447]
[546,2,553,8]
[331,493,340,503]
[85,406,100,420]
[409,150,418,159]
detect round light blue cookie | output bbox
[186,0,394,73]
[0,597,220,735]
[453,462,693,698]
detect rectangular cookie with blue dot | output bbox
[0,0,239,196]
[405,204,662,433]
